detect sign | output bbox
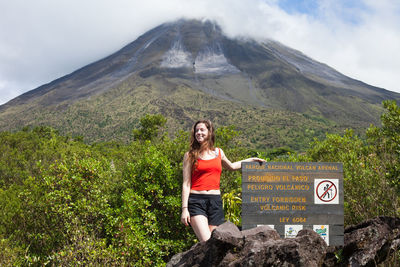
[313,225,329,245]
[242,162,344,246]
[315,179,339,204]
[285,225,303,238]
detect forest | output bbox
[0,100,399,266]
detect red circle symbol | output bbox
[316,180,337,202]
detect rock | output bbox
[167,217,400,267]
[211,221,244,248]
[167,242,208,267]
[241,225,280,243]
[322,246,342,267]
[167,222,244,267]
[341,216,400,266]
[168,222,327,267]
[228,229,327,267]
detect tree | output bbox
[306,101,400,224]
[367,100,400,193]
[132,114,167,141]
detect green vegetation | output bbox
[304,100,399,225]
[0,101,399,265]
[0,79,358,152]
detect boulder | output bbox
[227,229,327,267]
[168,217,400,267]
[341,216,400,266]
[167,222,244,267]
[168,223,326,267]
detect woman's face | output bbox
[195,123,209,144]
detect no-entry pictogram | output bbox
[314,179,339,204]
[317,180,337,201]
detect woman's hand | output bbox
[251,157,266,163]
[221,148,266,171]
[181,208,190,226]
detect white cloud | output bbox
[0,0,399,105]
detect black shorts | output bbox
[188,194,225,226]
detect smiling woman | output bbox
[180,119,265,242]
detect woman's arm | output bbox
[181,152,192,226]
[220,148,265,171]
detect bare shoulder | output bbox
[218,148,227,159]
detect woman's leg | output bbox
[190,215,212,242]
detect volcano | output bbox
[1,19,399,149]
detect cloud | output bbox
[0,0,399,105]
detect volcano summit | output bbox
[1,19,399,149]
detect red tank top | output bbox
[191,148,222,190]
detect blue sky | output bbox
[278,0,320,15]
[278,0,368,19]
[0,0,399,105]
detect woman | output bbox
[181,120,265,242]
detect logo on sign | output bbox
[314,179,339,204]
[313,225,329,245]
[284,225,303,238]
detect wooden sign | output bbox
[241,162,344,246]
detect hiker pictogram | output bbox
[314,179,339,204]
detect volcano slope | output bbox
[1,19,399,150]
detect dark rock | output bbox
[167,242,205,267]
[167,222,244,267]
[168,222,326,267]
[323,245,343,267]
[242,225,280,243]
[168,217,400,267]
[342,216,400,266]
[211,221,244,248]
[229,229,327,267]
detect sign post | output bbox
[241,162,344,246]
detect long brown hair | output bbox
[188,120,215,168]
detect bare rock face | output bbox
[168,217,400,267]
[167,221,327,267]
[167,222,244,267]
[231,229,327,267]
[340,216,400,266]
